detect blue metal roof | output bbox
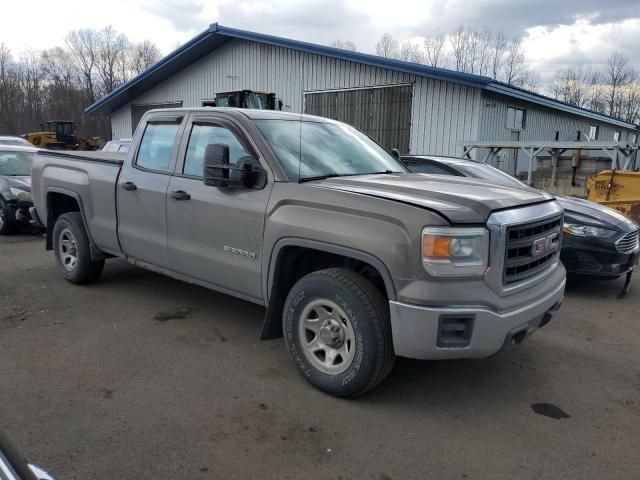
[86,23,638,130]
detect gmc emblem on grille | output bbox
[531,232,559,257]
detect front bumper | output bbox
[389,278,565,360]
[561,245,638,278]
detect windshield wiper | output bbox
[299,170,398,183]
[299,173,343,183]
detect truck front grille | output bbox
[616,230,639,254]
[503,215,563,285]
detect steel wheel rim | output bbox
[298,299,356,375]
[59,228,78,271]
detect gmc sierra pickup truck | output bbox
[31,108,566,397]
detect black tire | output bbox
[283,268,395,397]
[0,197,16,235]
[52,212,104,284]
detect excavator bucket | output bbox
[586,170,640,224]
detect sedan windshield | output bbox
[0,151,35,176]
[254,119,405,181]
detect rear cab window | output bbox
[135,123,180,172]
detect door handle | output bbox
[121,181,137,191]
[169,190,191,201]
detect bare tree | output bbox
[128,40,161,76]
[329,39,357,52]
[489,32,507,80]
[375,33,398,59]
[399,41,424,63]
[605,52,633,117]
[65,29,99,103]
[503,37,526,85]
[474,29,492,76]
[423,34,446,67]
[450,25,472,72]
[95,26,130,94]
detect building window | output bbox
[506,107,526,130]
[588,125,599,140]
[632,134,638,145]
[613,131,621,142]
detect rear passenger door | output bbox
[166,114,273,301]
[117,116,184,268]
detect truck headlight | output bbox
[9,187,32,202]
[422,227,490,277]
[562,223,617,239]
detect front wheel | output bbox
[283,268,395,397]
[52,212,104,284]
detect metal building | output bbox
[87,24,638,159]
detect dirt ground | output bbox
[1,233,639,480]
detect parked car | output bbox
[0,429,56,479]
[0,136,32,147]
[401,155,640,281]
[31,108,566,397]
[0,145,38,235]
[102,138,131,153]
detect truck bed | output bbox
[32,149,124,256]
[36,149,126,165]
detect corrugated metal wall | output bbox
[110,39,482,156]
[477,91,638,170]
[479,91,636,143]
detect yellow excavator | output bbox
[587,170,640,224]
[25,121,101,151]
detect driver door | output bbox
[166,115,273,301]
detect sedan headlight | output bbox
[9,187,32,202]
[422,227,490,277]
[562,223,617,239]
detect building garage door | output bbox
[131,102,182,135]
[304,85,412,153]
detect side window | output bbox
[506,107,526,130]
[135,123,180,172]
[183,124,252,178]
[406,162,454,175]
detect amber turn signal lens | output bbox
[422,235,452,258]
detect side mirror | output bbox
[203,145,265,189]
[203,144,230,187]
[391,148,400,160]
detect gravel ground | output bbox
[1,233,639,480]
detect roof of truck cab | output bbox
[145,107,337,123]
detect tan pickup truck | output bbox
[30,108,566,396]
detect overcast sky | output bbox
[2,0,639,86]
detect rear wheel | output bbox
[52,212,104,284]
[283,268,395,397]
[0,197,16,235]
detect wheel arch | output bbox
[261,238,397,340]
[45,188,105,260]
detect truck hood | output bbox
[314,173,553,224]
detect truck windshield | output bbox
[254,119,405,181]
[0,151,34,176]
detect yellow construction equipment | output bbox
[25,121,101,151]
[586,170,640,224]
